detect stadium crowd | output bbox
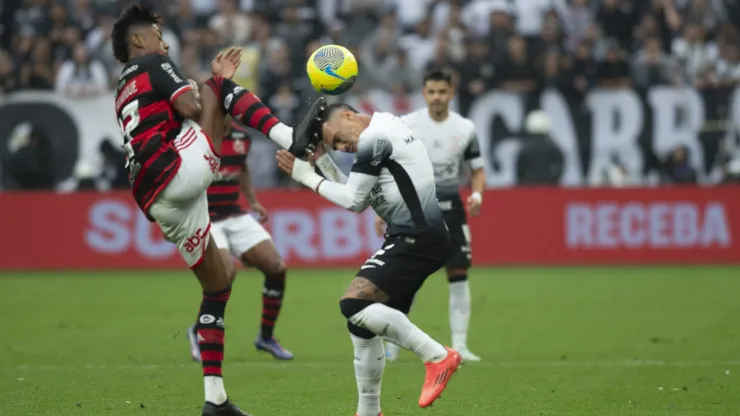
[1,0,739,190]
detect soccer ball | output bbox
[306,45,358,95]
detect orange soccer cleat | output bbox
[418,347,462,408]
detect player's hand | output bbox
[252,202,270,224]
[467,192,482,217]
[189,79,201,101]
[276,149,314,183]
[374,215,386,237]
[211,47,242,79]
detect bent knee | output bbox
[264,259,286,279]
[339,298,375,320]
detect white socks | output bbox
[204,376,227,405]
[448,280,471,349]
[351,334,384,416]
[349,303,447,363]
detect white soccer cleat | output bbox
[384,341,400,362]
[456,347,481,362]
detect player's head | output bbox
[111,5,168,63]
[422,69,454,115]
[318,102,365,153]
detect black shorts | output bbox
[440,198,472,269]
[356,231,450,314]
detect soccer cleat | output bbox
[188,324,202,362]
[289,96,326,158]
[355,413,383,416]
[255,336,294,360]
[202,400,252,415]
[456,347,481,362]
[418,347,462,408]
[385,341,400,362]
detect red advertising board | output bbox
[1,187,738,270]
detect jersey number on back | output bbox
[118,100,140,161]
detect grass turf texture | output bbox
[1,267,738,415]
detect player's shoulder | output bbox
[400,109,425,124]
[355,113,400,161]
[449,111,476,132]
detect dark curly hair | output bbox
[111,5,160,63]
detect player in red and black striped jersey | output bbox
[186,119,293,363]
[111,6,297,416]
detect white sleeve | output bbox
[316,171,376,212]
[313,127,393,212]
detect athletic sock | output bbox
[349,303,447,363]
[204,76,292,149]
[448,276,471,349]
[260,271,286,339]
[197,286,231,405]
[350,332,384,416]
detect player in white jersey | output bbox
[276,98,462,416]
[377,69,486,362]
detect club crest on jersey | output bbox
[224,93,233,111]
[233,139,246,154]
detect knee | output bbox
[446,267,468,282]
[264,259,287,280]
[224,261,237,283]
[339,298,375,320]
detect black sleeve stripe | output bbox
[351,160,382,176]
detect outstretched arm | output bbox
[276,150,373,212]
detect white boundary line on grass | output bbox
[14,360,740,371]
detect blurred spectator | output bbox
[495,35,538,93]
[632,36,679,88]
[561,0,593,53]
[209,0,251,46]
[672,20,718,84]
[596,0,637,51]
[18,37,55,90]
[0,49,17,94]
[596,41,631,88]
[566,42,596,94]
[541,50,568,90]
[267,81,300,126]
[715,42,740,87]
[660,145,698,184]
[55,41,108,97]
[456,36,494,114]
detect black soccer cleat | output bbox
[289,96,327,159]
[202,400,252,416]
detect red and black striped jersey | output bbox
[207,120,252,221]
[114,53,192,219]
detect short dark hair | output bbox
[111,5,160,63]
[423,68,453,86]
[319,102,358,122]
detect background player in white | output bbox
[377,69,486,362]
[276,98,462,416]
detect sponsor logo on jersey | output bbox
[160,62,183,83]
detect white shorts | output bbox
[149,119,220,268]
[210,213,272,258]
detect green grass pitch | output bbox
[1,267,739,415]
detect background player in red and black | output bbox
[186,119,293,362]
